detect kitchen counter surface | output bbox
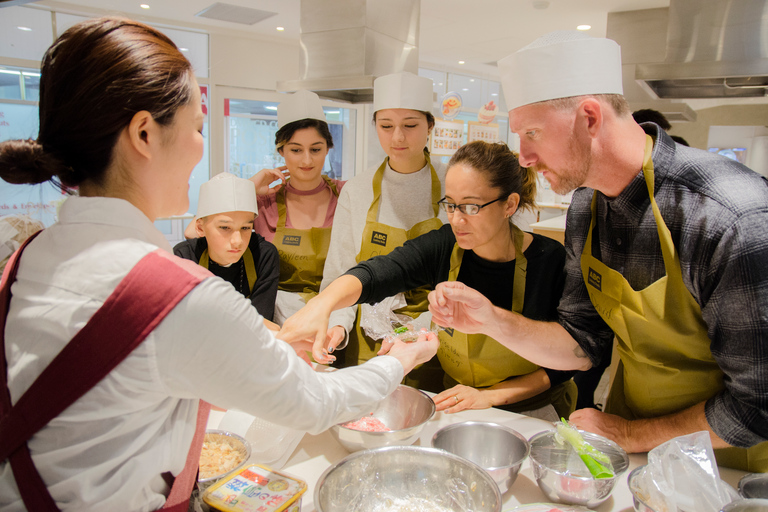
[207,398,747,511]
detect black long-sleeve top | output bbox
[173,234,280,321]
[346,223,573,386]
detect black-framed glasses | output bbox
[437,196,506,216]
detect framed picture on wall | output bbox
[430,118,464,156]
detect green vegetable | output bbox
[555,418,614,479]
[393,326,408,334]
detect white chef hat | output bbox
[277,90,327,128]
[498,31,623,111]
[373,72,434,113]
[197,172,259,218]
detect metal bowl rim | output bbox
[627,464,658,512]
[431,420,531,470]
[198,429,252,483]
[527,428,630,479]
[314,445,503,511]
[333,386,436,435]
[739,472,768,499]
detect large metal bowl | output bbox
[528,429,629,508]
[432,421,529,495]
[721,499,768,512]
[329,385,435,452]
[314,445,503,512]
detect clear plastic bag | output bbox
[359,295,443,343]
[638,431,739,512]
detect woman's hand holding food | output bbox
[428,281,497,336]
[378,331,439,375]
[326,325,347,353]
[433,385,494,413]
[249,166,289,195]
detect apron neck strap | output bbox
[276,176,337,229]
[367,150,440,225]
[511,223,527,314]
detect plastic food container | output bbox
[199,430,251,484]
[202,464,307,512]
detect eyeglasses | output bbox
[437,196,506,216]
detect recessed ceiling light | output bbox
[179,47,189,52]
[577,24,591,31]
[462,88,469,91]
[469,79,475,82]
[438,83,443,86]
[265,106,278,111]
[458,60,465,64]
[276,26,285,31]
[17,26,32,31]
[140,4,150,9]
[491,93,498,96]
[326,110,340,114]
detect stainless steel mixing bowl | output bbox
[329,384,435,452]
[528,429,629,508]
[431,421,529,494]
[314,445,503,512]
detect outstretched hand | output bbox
[378,331,440,375]
[428,281,496,336]
[277,301,336,364]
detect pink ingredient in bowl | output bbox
[342,415,391,432]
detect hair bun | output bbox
[0,138,66,185]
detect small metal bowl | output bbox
[432,421,529,494]
[329,385,435,452]
[721,499,768,512]
[314,445,502,512]
[528,429,629,508]
[198,430,251,484]
[741,473,768,500]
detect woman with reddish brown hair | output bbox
[0,17,437,511]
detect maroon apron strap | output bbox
[1,237,212,511]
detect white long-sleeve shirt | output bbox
[322,159,447,332]
[0,196,402,512]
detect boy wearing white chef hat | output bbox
[426,30,768,472]
[174,172,280,322]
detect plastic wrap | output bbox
[360,295,443,343]
[633,431,739,512]
[554,419,614,478]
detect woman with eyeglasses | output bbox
[280,141,576,420]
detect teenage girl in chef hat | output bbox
[247,90,346,329]
[0,17,438,509]
[285,71,448,392]
[173,172,280,322]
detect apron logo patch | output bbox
[282,235,302,246]
[443,327,454,337]
[371,231,387,247]
[587,268,602,291]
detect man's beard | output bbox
[533,134,591,195]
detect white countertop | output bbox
[530,215,567,231]
[206,402,748,512]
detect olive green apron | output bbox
[199,247,257,297]
[273,176,339,303]
[580,134,768,472]
[348,152,444,391]
[439,225,576,418]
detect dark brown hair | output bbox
[0,17,195,190]
[275,118,334,152]
[448,141,537,213]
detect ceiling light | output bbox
[458,61,465,65]
[326,110,340,114]
[140,4,150,9]
[577,24,591,31]
[276,26,285,31]
[265,106,278,111]
[0,70,21,75]
[17,26,32,31]
[462,88,469,91]
[438,83,443,86]
[22,71,40,77]
[491,93,498,96]
[179,47,189,52]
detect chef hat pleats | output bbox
[278,90,327,128]
[373,72,434,113]
[197,172,259,218]
[498,31,623,111]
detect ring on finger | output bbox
[454,395,459,405]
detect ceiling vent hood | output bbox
[276,0,420,103]
[635,0,768,99]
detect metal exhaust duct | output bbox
[276,0,420,103]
